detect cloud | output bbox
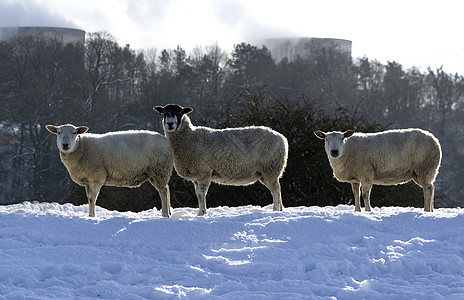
[211,0,298,44]
[0,0,77,28]
[124,0,168,28]
[0,0,299,50]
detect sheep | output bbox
[46,124,174,217]
[153,104,288,216]
[314,128,442,212]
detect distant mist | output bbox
[211,0,299,44]
[0,0,303,51]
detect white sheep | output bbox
[153,104,288,216]
[314,128,442,212]
[46,124,174,217]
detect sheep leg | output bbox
[150,178,172,218]
[423,183,434,212]
[271,180,283,211]
[158,185,172,218]
[194,180,210,216]
[351,182,361,212]
[361,183,372,212]
[261,178,283,211]
[85,183,102,217]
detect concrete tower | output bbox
[0,26,85,44]
[261,37,352,62]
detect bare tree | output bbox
[187,44,227,113]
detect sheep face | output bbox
[314,130,355,158]
[154,104,193,133]
[46,124,89,154]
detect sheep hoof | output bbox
[197,210,206,216]
[273,205,283,211]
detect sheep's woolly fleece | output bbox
[0,202,463,299]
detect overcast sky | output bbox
[1,0,463,74]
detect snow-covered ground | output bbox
[0,202,463,299]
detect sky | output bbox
[0,0,463,74]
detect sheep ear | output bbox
[314,130,326,139]
[181,107,193,115]
[77,126,89,134]
[46,125,58,134]
[153,106,164,114]
[344,130,355,138]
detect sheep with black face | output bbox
[154,104,288,216]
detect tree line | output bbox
[0,32,462,210]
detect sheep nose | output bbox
[62,143,69,150]
[331,149,339,157]
[167,122,174,128]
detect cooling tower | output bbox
[0,26,85,44]
[261,37,352,62]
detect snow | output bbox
[0,202,463,299]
